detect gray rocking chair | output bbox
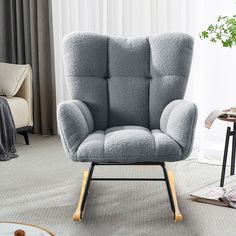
[57,32,197,222]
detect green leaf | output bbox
[199,11,236,48]
[200,31,209,38]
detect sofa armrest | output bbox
[57,100,94,161]
[15,65,33,126]
[0,62,33,126]
[160,99,197,158]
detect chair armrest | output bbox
[160,99,197,158]
[57,100,94,161]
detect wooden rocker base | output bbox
[73,171,89,221]
[168,170,183,222]
[73,162,183,222]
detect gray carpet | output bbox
[0,134,236,236]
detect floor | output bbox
[0,134,236,236]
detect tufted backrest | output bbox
[63,32,194,130]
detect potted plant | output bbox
[200,10,236,47]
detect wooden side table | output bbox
[218,116,236,187]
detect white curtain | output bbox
[52,0,236,164]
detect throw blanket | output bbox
[0,97,18,161]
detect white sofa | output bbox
[0,62,33,144]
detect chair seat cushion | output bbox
[2,96,29,128]
[77,126,182,163]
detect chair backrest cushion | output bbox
[63,32,194,130]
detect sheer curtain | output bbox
[52,0,236,163]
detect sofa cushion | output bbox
[77,126,182,162]
[0,63,31,97]
[3,97,29,128]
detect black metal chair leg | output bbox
[231,123,236,175]
[220,127,231,187]
[80,163,94,217]
[160,163,175,215]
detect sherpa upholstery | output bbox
[58,32,197,163]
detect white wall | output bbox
[197,0,236,163]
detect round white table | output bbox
[0,222,54,236]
